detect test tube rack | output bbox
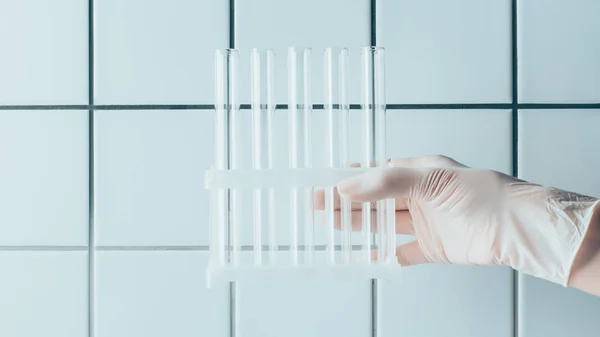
[206,47,399,287]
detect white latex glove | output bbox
[335,155,600,292]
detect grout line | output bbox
[370,0,376,46]
[387,103,512,110]
[512,108,519,337]
[87,0,95,335]
[511,1,519,337]
[228,1,236,337]
[370,1,378,336]
[2,103,600,111]
[0,104,214,110]
[517,103,600,109]
[0,246,89,251]
[229,0,235,49]
[511,116,519,174]
[0,105,90,110]
[94,104,215,110]
[512,0,519,108]
[241,103,365,110]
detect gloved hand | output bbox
[327,155,600,294]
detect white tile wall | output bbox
[380,109,513,337]
[2,0,600,336]
[378,0,512,104]
[0,0,88,105]
[237,253,371,337]
[236,0,370,104]
[519,109,600,337]
[385,109,513,171]
[518,0,600,103]
[94,0,228,104]
[0,251,88,337]
[0,110,88,246]
[94,251,229,337]
[94,110,213,246]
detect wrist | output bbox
[502,186,600,286]
[567,200,600,296]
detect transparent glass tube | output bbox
[266,50,277,265]
[372,47,387,263]
[228,49,240,266]
[213,49,227,266]
[338,49,352,264]
[360,47,374,264]
[324,48,336,264]
[302,48,314,264]
[372,48,396,264]
[288,47,300,265]
[251,49,263,265]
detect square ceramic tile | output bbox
[94,0,228,104]
[379,109,513,337]
[94,251,229,337]
[0,251,88,337]
[517,279,600,337]
[94,110,213,246]
[518,109,600,337]
[519,109,600,194]
[0,0,87,105]
[236,252,371,337]
[379,265,513,337]
[378,0,512,104]
[385,109,512,173]
[0,110,88,245]
[236,0,369,104]
[234,109,370,246]
[518,0,600,103]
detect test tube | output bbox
[228,49,240,265]
[360,47,374,263]
[324,48,336,264]
[213,49,227,266]
[372,47,388,263]
[302,49,315,264]
[266,50,277,265]
[288,48,300,265]
[338,49,352,264]
[251,49,263,265]
[373,48,396,264]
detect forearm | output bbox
[568,201,600,296]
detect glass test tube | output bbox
[288,48,300,265]
[213,50,227,266]
[374,48,396,264]
[302,49,314,264]
[372,47,388,263]
[228,49,240,266]
[338,49,352,264]
[360,47,374,263]
[289,47,314,264]
[251,49,263,265]
[324,48,336,264]
[266,50,277,265]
